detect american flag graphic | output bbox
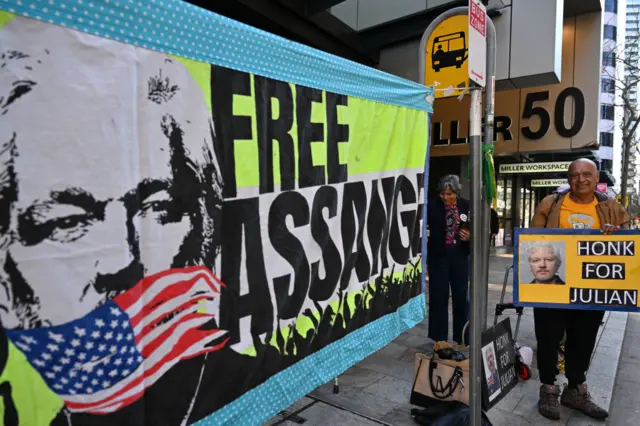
[6,266,228,414]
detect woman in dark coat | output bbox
[427,175,471,344]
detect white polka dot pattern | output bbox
[1,0,434,113]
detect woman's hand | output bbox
[602,224,620,235]
[459,229,471,241]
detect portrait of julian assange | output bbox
[520,242,566,285]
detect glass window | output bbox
[604,25,617,41]
[602,159,613,171]
[602,78,616,93]
[600,132,614,147]
[605,0,618,13]
[603,51,616,67]
[601,105,615,120]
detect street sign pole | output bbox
[468,81,484,426]
[420,3,494,424]
[480,6,497,332]
[468,1,487,425]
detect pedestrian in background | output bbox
[531,158,629,421]
[490,208,499,246]
[426,175,470,344]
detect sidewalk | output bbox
[266,252,628,426]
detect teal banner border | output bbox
[0,0,433,112]
[194,294,426,426]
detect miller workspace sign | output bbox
[514,229,640,312]
[499,162,571,174]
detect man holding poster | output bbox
[530,159,629,421]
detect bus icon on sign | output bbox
[432,31,468,72]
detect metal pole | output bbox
[469,82,484,426]
[419,8,489,424]
[480,17,497,330]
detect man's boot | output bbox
[538,384,561,420]
[561,383,608,419]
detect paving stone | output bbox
[486,407,530,426]
[379,407,418,426]
[376,341,411,359]
[565,411,607,426]
[309,386,399,419]
[326,365,386,391]
[393,332,431,351]
[357,353,416,382]
[361,375,413,405]
[293,402,381,426]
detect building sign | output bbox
[431,14,600,157]
[424,15,469,99]
[468,0,487,87]
[481,319,518,410]
[514,229,640,312]
[0,8,431,426]
[499,162,571,174]
[531,179,567,187]
[596,183,608,193]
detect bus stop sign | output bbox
[423,14,469,99]
[468,0,486,87]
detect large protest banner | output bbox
[514,229,640,312]
[0,1,432,425]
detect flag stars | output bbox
[97,369,104,376]
[46,343,59,352]
[53,365,62,373]
[91,379,99,386]
[42,353,52,361]
[116,333,123,341]
[71,339,81,347]
[102,380,111,388]
[78,353,87,361]
[60,357,70,365]
[98,344,107,352]
[110,320,119,329]
[95,319,105,328]
[114,358,122,366]
[108,369,118,377]
[20,335,37,345]
[64,348,75,357]
[105,331,113,340]
[74,327,86,337]
[91,330,101,339]
[86,342,95,350]
[110,307,122,317]
[48,332,64,343]
[69,371,77,378]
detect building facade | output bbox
[191,0,608,246]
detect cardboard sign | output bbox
[481,318,519,409]
[515,229,640,311]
